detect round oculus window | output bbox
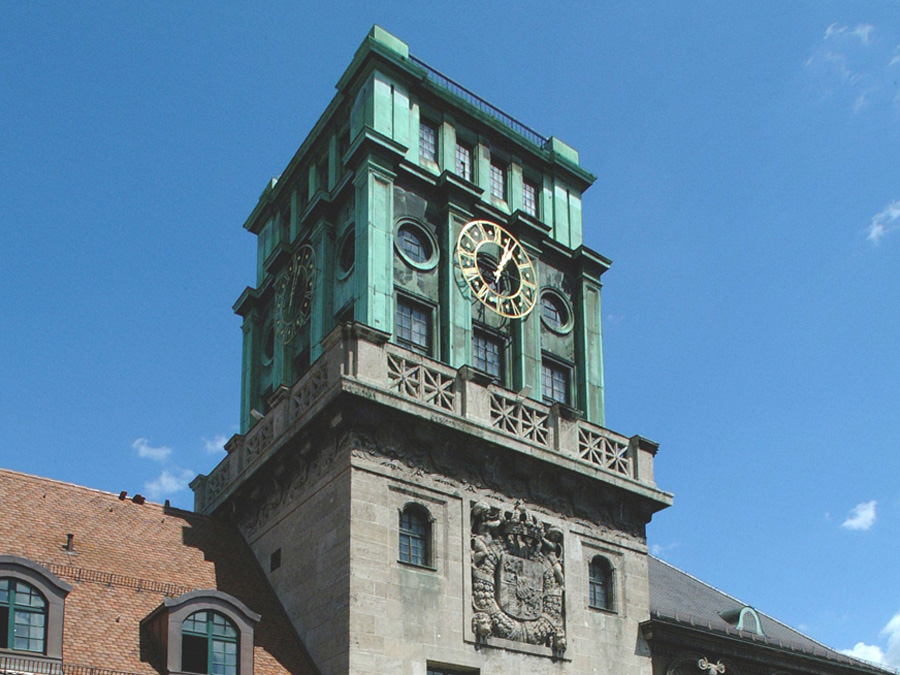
[262,323,276,363]
[337,229,355,276]
[395,221,438,270]
[540,292,572,333]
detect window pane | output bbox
[419,123,437,163]
[13,608,45,652]
[317,157,328,192]
[523,181,537,216]
[490,162,506,200]
[541,296,562,327]
[396,301,430,354]
[455,143,472,181]
[542,362,569,405]
[541,294,569,331]
[2,581,47,654]
[399,508,428,566]
[398,226,429,263]
[212,613,237,638]
[211,637,237,675]
[589,558,611,609]
[473,333,502,378]
[183,633,209,674]
[15,582,46,609]
[183,611,208,635]
[183,611,237,675]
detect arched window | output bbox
[0,578,48,653]
[588,556,613,610]
[399,505,430,567]
[142,590,258,675]
[182,610,238,675]
[0,556,70,664]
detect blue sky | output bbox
[2,1,898,666]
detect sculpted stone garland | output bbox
[471,502,566,652]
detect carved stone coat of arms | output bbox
[470,502,566,652]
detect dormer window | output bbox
[182,611,238,675]
[0,555,71,665]
[719,606,765,636]
[141,590,260,675]
[0,578,47,653]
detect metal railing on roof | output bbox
[409,55,549,149]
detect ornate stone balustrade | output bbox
[192,323,661,513]
[386,348,456,412]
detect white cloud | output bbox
[144,468,195,499]
[842,612,900,668]
[650,542,679,559]
[841,500,877,530]
[842,642,886,664]
[203,434,228,454]
[808,50,852,82]
[132,437,172,462]
[867,201,900,244]
[824,23,875,46]
[806,23,900,114]
[824,23,847,40]
[853,24,875,46]
[882,612,900,667]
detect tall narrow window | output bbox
[182,610,239,675]
[522,180,538,216]
[490,161,507,201]
[0,579,47,653]
[455,142,473,181]
[473,331,502,379]
[317,155,329,193]
[589,556,613,610]
[419,122,438,164]
[541,359,570,405]
[338,127,350,160]
[396,299,431,355]
[399,506,430,566]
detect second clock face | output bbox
[275,244,316,344]
[456,220,537,318]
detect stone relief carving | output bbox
[231,432,340,537]
[230,414,647,542]
[345,423,647,540]
[471,502,566,652]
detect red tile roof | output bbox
[0,468,319,675]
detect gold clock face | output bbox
[456,220,537,318]
[275,244,316,344]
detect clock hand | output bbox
[494,242,515,279]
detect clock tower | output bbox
[193,26,671,675]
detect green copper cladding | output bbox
[234,26,610,432]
